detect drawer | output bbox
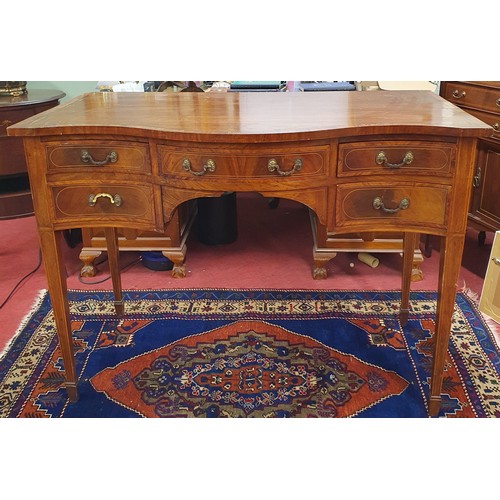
[46,140,151,172]
[442,82,500,115]
[159,143,328,180]
[335,183,450,229]
[461,109,499,140]
[51,183,156,226]
[338,140,455,177]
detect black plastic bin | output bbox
[196,192,238,245]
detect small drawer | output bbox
[338,141,455,176]
[52,183,156,225]
[335,183,450,229]
[46,141,151,172]
[159,143,328,180]
[442,83,500,115]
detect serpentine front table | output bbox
[8,90,491,416]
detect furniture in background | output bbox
[8,91,491,416]
[479,230,500,323]
[0,90,65,219]
[440,82,500,245]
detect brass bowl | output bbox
[0,81,27,96]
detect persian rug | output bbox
[1,289,499,418]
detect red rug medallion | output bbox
[91,320,408,417]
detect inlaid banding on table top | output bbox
[335,184,450,228]
[338,140,456,176]
[157,143,329,179]
[46,141,150,172]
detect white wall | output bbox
[27,81,98,101]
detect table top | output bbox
[8,90,492,142]
[0,89,66,108]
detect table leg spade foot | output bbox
[428,396,442,417]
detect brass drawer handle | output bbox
[373,196,410,214]
[492,257,500,266]
[81,150,118,166]
[493,123,499,132]
[375,151,414,169]
[452,90,466,99]
[496,98,500,107]
[182,158,216,176]
[268,158,302,176]
[88,193,122,207]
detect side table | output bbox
[0,89,65,219]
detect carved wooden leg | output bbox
[312,251,336,280]
[104,228,124,316]
[79,248,103,277]
[428,234,465,417]
[39,228,78,401]
[162,247,187,278]
[400,232,417,326]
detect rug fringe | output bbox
[0,289,48,362]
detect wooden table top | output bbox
[8,90,492,142]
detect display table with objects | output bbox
[8,90,491,416]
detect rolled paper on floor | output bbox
[357,252,379,268]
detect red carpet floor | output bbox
[1,193,497,352]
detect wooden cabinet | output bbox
[0,90,65,219]
[440,82,500,243]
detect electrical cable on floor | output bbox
[0,250,142,309]
[0,248,42,310]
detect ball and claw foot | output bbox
[313,266,328,280]
[171,264,186,278]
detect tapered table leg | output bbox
[39,229,78,401]
[104,227,124,316]
[400,232,417,326]
[428,234,465,417]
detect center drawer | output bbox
[46,140,151,173]
[158,143,329,180]
[338,140,455,177]
[51,183,156,227]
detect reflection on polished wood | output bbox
[8,91,491,416]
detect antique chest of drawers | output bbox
[440,81,500,244]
